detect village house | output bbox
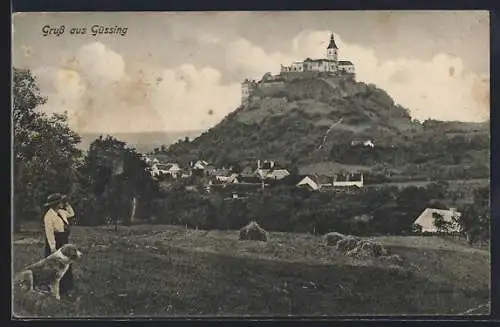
[273,174,320,191]
[215,172,240,183]
[253,160,291,180]
[191,160,209,170]
[154,163,182,179]
[190,160,211,176]
[333,172,364,188]
[254,159,275,176]
[351,139,375,148]
[295,175,320,191]
[266,169,291,180]
[413,208,462,234]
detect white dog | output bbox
[14,244,83,300]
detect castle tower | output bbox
[326,33,338,62]
[241,79,253,106]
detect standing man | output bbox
[43,193,75,297]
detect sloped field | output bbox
[12,225,490,318]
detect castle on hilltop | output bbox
[241,33,356,105]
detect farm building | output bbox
[413,208,462,233]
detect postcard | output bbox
[12,11,490,318]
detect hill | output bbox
[13,224,489,317]
[165,77,489,180]
[78,130,202,154]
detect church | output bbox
[280,33,355,75]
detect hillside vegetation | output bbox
[13,225,490,317]
[166,77,489,180]
[79,131,202,154]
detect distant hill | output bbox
[78,130,203,154]
[165,76,489,181]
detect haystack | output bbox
[336,236,360,253]
[358,240,387,257]
[325,232,347,246]
[338,238,388,259]
[239,221,268,242]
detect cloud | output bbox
[34,42,240,133]
[224,30,490,122]
[152,64,240,130]
[224,38,297,79]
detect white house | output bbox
[216,173,239,183]
[413,208,462,233]
[297,176,320,191]
[351,140,375,148]
[267,169,291,180]
[332,173,364,188]
[155,163,182,178]
[255,169,271,179]
[192,160,209,170]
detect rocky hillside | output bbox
[166,77,489,180]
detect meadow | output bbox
[12,224,490,318]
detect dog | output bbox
[14,244,83,300]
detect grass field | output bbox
[12,224,490,318]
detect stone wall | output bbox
[257,80,286,97]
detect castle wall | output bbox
[257,81,286,97]
[280,71,325,81]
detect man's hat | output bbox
[43,193,67,207]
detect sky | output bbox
[12,11,490,134]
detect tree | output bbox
[82,135,161,226]
[432,212,450,234]
[13,68,83,231]
[455,186,490,245]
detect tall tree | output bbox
[13,68,82,231]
